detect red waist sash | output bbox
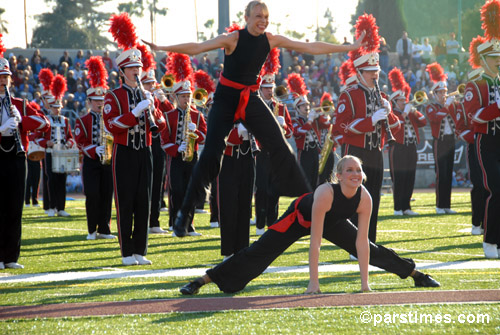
[269,193,312,233]
[219,73,261,122]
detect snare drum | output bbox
[52,149,80,173]
[27,141,45,161]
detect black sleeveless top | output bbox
[297,183,362,224]
[222,28,270,86]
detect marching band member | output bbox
[335,15,400,243]
[0,43,49,270]
[255,48,293,235]
[465,0,500,258]
[105,14,166,265]
[38,75,75,217]
[388,68,427,216]
[74,56,116,240]
[161,53,207,236]
[425,62,457,214]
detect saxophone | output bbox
[99,114,113,165]
[182,107,199,162]
[318,124,335,175]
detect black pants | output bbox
[298,147,319,189]
[25,159,41,205]
[42,159,50,210]
[180,85,311,218]
[207,200,415,293]
[209,178,219,223]
[150,135,166,228]
[168,154,197,230]
[476,133,500,245]
[44,152,67,211]
[112,144,152,257]
[82,156,113,235]
[389,142,417,211]
[0,139,26,264]
[318,151,335,185]
[433,135,454,209]
[467,142,487,228]
[344,145,383,243]
[255,149,280,229]
[218,148,255,256]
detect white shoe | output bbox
[168,226,173,231]
[160,207,168,212]
[187,231,202,236]
[122,256,138,266]
[149,227,167,234]
[403,209,419,216]
[97,233,117,239]
[443,208,456,214]
[471,225,484,236]
[256,228,265,236]
[394,210,403,216]
[0,262,4,270]
[47,209,56,217]
[435,207,445,214]
[223,254,233,261]
[210,221,219,228]
[5,262,24,269]
[58,210,70,217]
[250,218,256,225]
[86,231,97,240]
[133,254,152,265]
[25,203,30,207]
[194,208,208,214]
[483,242,499,259]
[349,254,358,261]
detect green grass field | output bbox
[1,190,499,334]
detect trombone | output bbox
[310,100,335,115]
[192,88,208,107]
[409,90,428,106]
[448,83,466,98]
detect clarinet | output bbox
[135,75,159,132]
[4,84,25,155]
[373,79,395,144]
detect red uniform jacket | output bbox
[293,114,330,152]
[37,114,75,149]
[74,111,101,159]
[223,125,260,157]
[335,84,400,150]
[426,101,457,139]
[270,99,293,139]
[464,76,500,135]
[161,106,207,158]
[392,107,427,144]
[454,101,474,144]
[103,85,166,147]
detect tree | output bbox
[0,8,8,33]
[198,19,215,42]
[118,0,168,43]
[316,8,339,44]
[451,2,482,49]
[31,0,112,49]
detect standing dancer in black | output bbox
[179,156,440,295]
[144,0,365,237]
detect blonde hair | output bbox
[333,155,367,183]
[245,1,268,17]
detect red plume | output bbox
[167,52,193,83]
[481,0,500,40]
[286,73,309,97]
[109,13,138,50]
[50,74,67,101]
[0,33,5,58]
[469,35,487,69]
[403,84,411,102]
[86,56,109,90]
[320,92,332,104]
[388,68,407,92]
[39,68,54,91]
[29,101,41,111]
[225,22,244,33]
[355,13,380,53]
[137,44,156,72]
[339,60,355,85]
[193,70,215,94]
[260,48,281,76]
[426,62,447,83]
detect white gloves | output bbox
[132,100,151,117]
[154,89,166,103]
[0,118,19,132]
[144,91,155,105]
[96,145,105,156]
[403,103,413,116]
[187,122,196,132]
[444,96,455,108]
[372,108,388,125]
[10,105,21,122]
[277,115,286,126]
[381,98,391,110]
[178,141,187,153]
[308,110,318,123]
[237,122,249,140]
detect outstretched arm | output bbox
[356,186,373,292]
[143,32,238,56]
[269,31,365,55]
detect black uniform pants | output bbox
[209,178,219,223]
[0,139,26,264]
[112,144,152,257]
[180,85,311,218]
[389,142,417,211]
[433,135,454,209]
[467,142,487,228]
[298,147,319,189]
[25,159,41,205]
[168,154,197,230]
[207,200,415,293]
[344,145,383,243]
[44,152,67,211]
[218,148,255,256]
[476,133,500,245]
[150,135,166,228]
[82,155,113,234]
[42,159,50,210]
[255,149,280,229]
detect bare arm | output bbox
[305,183,333,294]
[356,186,373,292]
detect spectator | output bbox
[66,70,77,93]
[19,76,34,95]
[30,49,41,69]
[59,50,73,71]
[102,50,115,71]
[74,50,85,68]
[415,63,430,88]
[19,85,33,101]
[85,50,93,64]
[421,37,433,64]
[446,32,460,65]
[73,84,87,109]
[412,37,422,70]
[32,56,43,81]
[198,53,212,73]
[59,61,69,78]
[379,37,390,75]
[396,31,413,70]
[73,62,84,81]
[434,38,447,65]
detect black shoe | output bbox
[413,273,440,287]
[180,281,202,295]
[173,211,190,237]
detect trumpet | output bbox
[161,73,175,92]
[409,90,428,106]
[448,83,466,97]
[311,100,335,115]
[192,88,208,107]
[274,85,288,101]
